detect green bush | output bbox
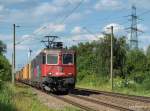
[0,54,11,81]
[141,72,150,90]
[114,77,125,88]
[142,79,150,90]
[77,70,93,81]
[134,73,145,84]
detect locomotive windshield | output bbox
[63,54,73,64]
[47,54,58,64]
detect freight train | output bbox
[15,39,76,93]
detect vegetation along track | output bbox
[74,87,150,103]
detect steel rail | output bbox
[75,87,150,103]
[50,94,97,111]
[69,94,134,111]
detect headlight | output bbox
[48,72,52,75]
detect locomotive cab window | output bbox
[63,54,73,64]
[47,54,58,64]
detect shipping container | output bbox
[23,65,29,80]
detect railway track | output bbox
[69,94,134,111]
[74,87,150,103]
[18,82,150,111]
[49,93,134,111]
[43,90,137,111]
[19,82,96,111]
[50,94,97,111]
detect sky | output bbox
[0,0,150,69]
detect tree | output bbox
[0,40,6,54]
[126,49,147,73]
[70,35,127,78]
[0,40,11,81]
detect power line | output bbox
[60,0,84,24]
[15,26,46,45]
[139,10,150,16]
[15,0,74,45]
[82,27,100,39]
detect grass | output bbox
[0,82,16,111]
[77,74,150,97]
[0,82,80,111]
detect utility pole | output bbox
[13,24,16,69]
[12,24,16,84]
[110,26,114,91]
[12,24,20,84]
[12,53,14,84]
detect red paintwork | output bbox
[30,49,76,81]
[40,51,76,78]
[34,68,37,78]
[41,64,76,77]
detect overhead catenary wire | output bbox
[15,26,47,45]
[82,27,100,39]
[13,0,132,46]
[15,0,79,45]
[60,0,84,24]
[15,2,150,46]
[138,10,150,16]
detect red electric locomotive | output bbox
[31,48,76,92]
[30,36,77,92]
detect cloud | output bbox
[7,43,29,50]
[0,1,64,24]
[94,0,123,11]
[0,0,27,4]
[52,0,90,6]
[13,23,66,47]
[52,0,69,6]
[71,26,85,34]
[46,23,65,32]
[16,45,29,50]
[103,23,125,36]
[0,34,11,41]
[67,12,83,21]
[0,5,4,11]
[0,0,88,24]
[139,35,150,51]
[62,32,103,47]
[35,23,66,35]
[67,0,90,4]
[33,2,62,17]
[71,34,99,41]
